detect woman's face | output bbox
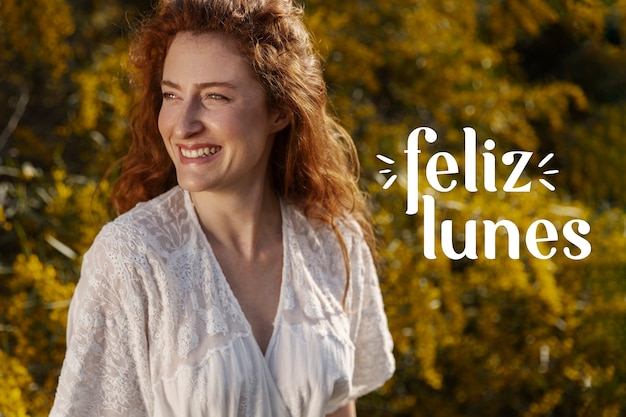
[158,32,288,196]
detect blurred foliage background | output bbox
[1,0,625,416]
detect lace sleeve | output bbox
[348,233,395,400]
[50,223,153,417]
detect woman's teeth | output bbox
[181,146,220,158]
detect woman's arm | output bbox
[50,225,152,416]
[326,401,356,417]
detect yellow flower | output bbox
[0,205,12,231]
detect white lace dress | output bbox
[50,186,395,417]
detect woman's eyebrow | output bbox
[161,80,237,90]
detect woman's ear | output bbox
[270,109,291,133]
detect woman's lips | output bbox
[178,145,222,163]
[180,145,221,158]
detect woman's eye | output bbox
[162,92,177,100]
[204,93,228,101]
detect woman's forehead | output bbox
[163,32,254,80]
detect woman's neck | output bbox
[189,181,282,260]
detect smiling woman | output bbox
[49,0,395,416]
[158,32,288,197]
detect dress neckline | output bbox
[182,189,288,359]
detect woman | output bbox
[50,0,394,416]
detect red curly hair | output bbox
[112,0,375,262]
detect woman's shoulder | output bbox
[284,202,366,256]
[93,186,189,251]
[116,185,185,225]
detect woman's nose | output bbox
[173,98,204,139]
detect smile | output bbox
[180,146,221,159]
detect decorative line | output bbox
[376,154,395,165]
[383,175,398,190]
[538,153,554,168]
[539,179,556,191]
